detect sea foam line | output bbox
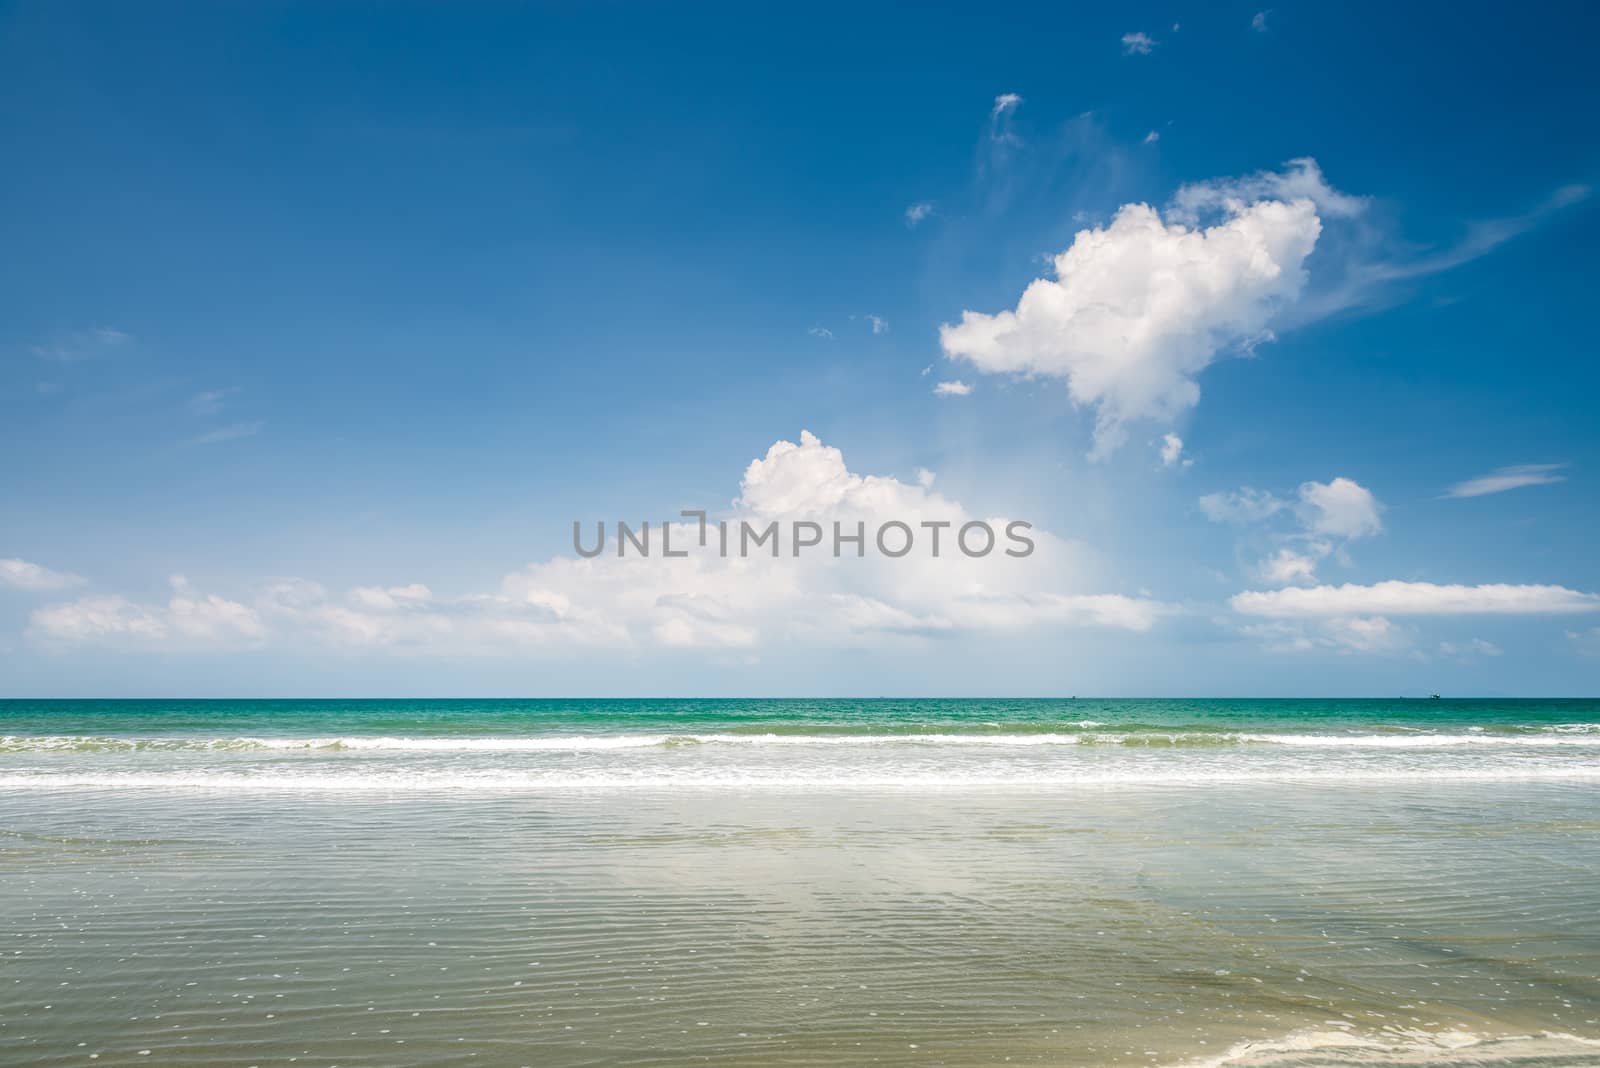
[3,765,1600,792]
[6,729,1600,753]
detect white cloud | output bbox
[807,325,833,339]
[1233,581,1600,619]
[30,596,167,642]
[866,314,889,335]
[1297,477,1382,538]
[1446,463,1567,498]
[166,575,267,642]
[1439,638,1502,659]
[32,432,1168,655]
[30,576,263,646]
[905,202,935,227]
[1251,10,1269,32]
[1121,32,1156,55]
[1202,477,1379,586]
[1240,615,1411,655]
[934,380,973,397]
[989,93,1023,144]
[1158,432,1189,468]
[991,92,1022,119]
[1199,488,1286,524]
[1,558,84,592]
[1257,545,1327,586]
[348,583,434,612]
[1143,130,1160,145]
[940,166,1324,456]
[1171,158,1365,224]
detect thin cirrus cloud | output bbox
[1445,463,1567,498]
[186,421,265,446]
[28,327,130,364]
[1232,581,1600,619]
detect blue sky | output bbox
[3,1,1598,696]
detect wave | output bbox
[3,765,1600,792]
[1168,1026,1600,1067]
[7,729,1600,753]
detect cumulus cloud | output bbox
[905,202,935,227]
[1,558,85,592]
[1296,477,1382,538]
[1446,463,1567,498]
[1158,433,1189,468]
[1257,546,1327,586]
[29,432,1168,655]
[1121,32,1156,55]
[1232,581,1600,619]
[934,380,973,397]
[940,163,1325,456]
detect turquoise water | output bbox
[3,697,1598,738]
[2,698,1598,791]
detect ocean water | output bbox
[2,699,1599,1066]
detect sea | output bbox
[1,698,1598,1066]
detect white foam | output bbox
[1166,1026,1600,1068]
[9,729,1600,754]
[3,764,1599,793]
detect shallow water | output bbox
[2,700,1598,1066]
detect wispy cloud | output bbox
[904,201,935,227]
[807,325,833,340]
[933,380,973,397]
[187,421,264,446]
[1121,32,1156,55]
[1445,463,1567,498]
[1250,11,1270,32]
[29,327,131,364]
[989,93,1023,145]
[187,388,237,416]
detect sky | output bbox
[2,0,1598,697]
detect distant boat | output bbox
[1429,693,1442,700]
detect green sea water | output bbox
[2,699,1598,1066]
